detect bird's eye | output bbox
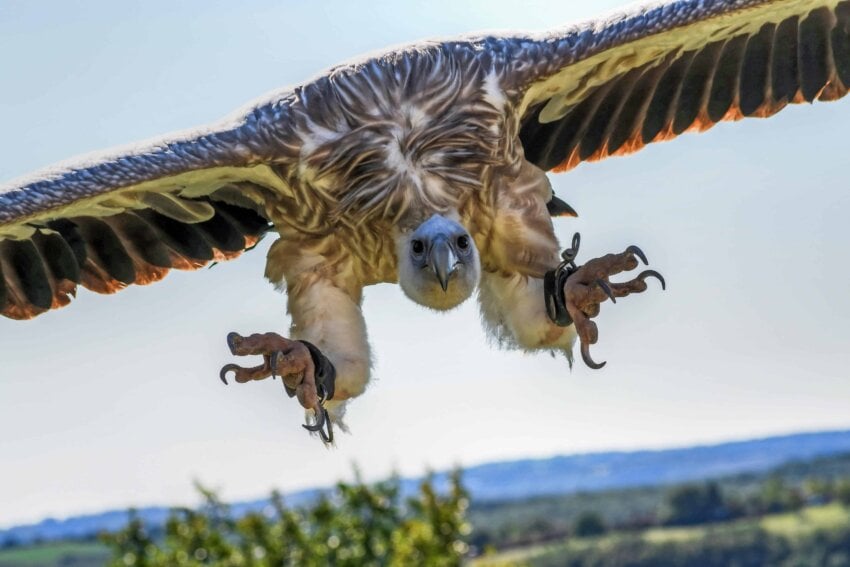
[411,239,425,255]
[456,235,470,250]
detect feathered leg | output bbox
[480,158,663,367]
[479,270,577,359]
[285,274,371,427]
[220,237,371,443]
[478,159,578,358]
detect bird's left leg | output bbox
[482,158,664,367]
[546,233,666,368]
[479,270,578,358]
[479,160,581,359]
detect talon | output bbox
[581,342,606,370]
[266,354,276,380]
[226,332,242,354]
[626,245,649,265]
[302,404,334,443]
[270,351,281,380]
[595,279,616,304]
[320,412,334,444]
[219,363,240,385]
[638,269,666,290]
[302,404,326,432]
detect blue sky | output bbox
[1,0,849,528]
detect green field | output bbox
[0,541,108,567]
[467,452,850,550]
[474,503,850,567]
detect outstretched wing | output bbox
[7,0,847,319]
[0,102,295,319]
[507,0,849,171]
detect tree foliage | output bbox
[663,482,729,526]
[758,476,804,514]
[102,471,469,567]
[836,480,850,506]
[572,511,607,537]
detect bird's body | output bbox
[261,48,509,287]
[257,48,575,417]
[2,0,848,439]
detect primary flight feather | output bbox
[1,0,847,441]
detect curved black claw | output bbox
[269,350,281,381]
[226,332,242,354]
[219,363,240,385]
[320,411,334,444]
[626,245,649,265]
[596,279,616,304]
[581,342,607,370]
[302,405,325,432]
[302,406,334,444]
[638,269,666,290]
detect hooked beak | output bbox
[430,237,458,292]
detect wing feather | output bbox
[0,106,285,319]
[511,0,850,172]
[0,199,270,320]
[6,0,850,318]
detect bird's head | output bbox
[397,214,481,311]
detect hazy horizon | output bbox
[5,426,850,530]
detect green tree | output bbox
[759,476,803,514]
[663,482,727,526]
[104,510,157,567]
[803,477,833,502]
[836,479,850,506]
[573,511,607,537]
[102,471,469,567]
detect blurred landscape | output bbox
[4,429,850,566]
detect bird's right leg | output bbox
[219,239,370,443]
[220,332,336,438]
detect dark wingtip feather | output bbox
[833,3,850,87]
[136,210,215,264]
[5,240,53,310]
[1,198,271,319]
[522,3,850,174]
[739,23,775,116]
[800,7,833,102]
[74,217,137,286]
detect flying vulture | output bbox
[2,0,848,443]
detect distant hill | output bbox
[458,429,850,501]
[4,429,850,545]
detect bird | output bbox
[1,0,848,443]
